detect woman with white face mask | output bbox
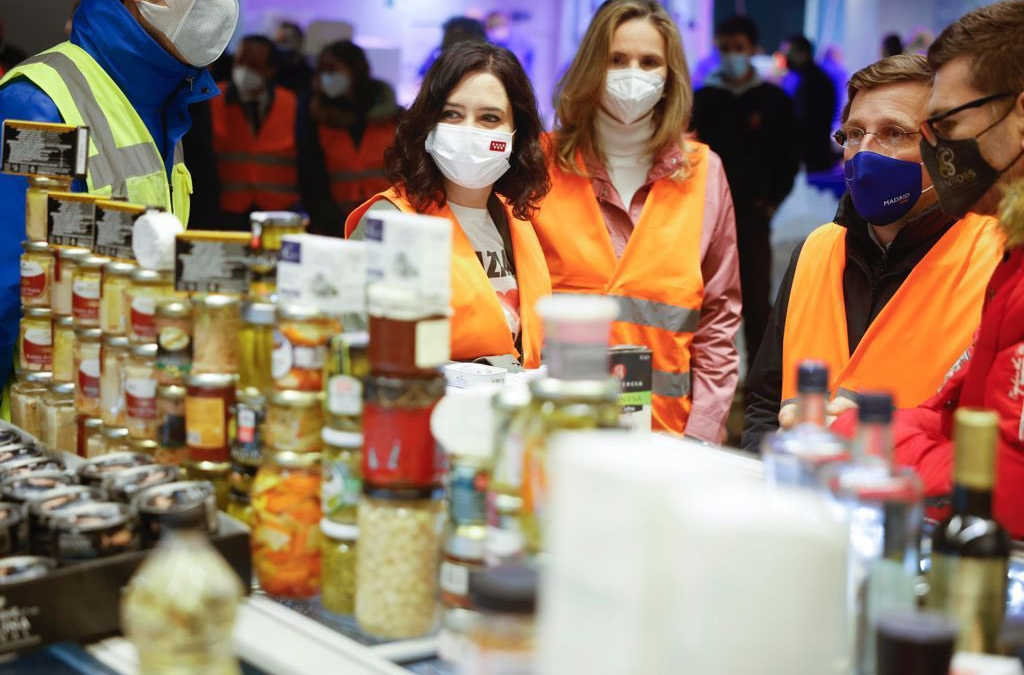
[346,41,552,369]
[532,0,741,439]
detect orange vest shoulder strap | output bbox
[344,188,412,237]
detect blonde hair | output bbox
[841,54,932,123]
[554,0,696,180]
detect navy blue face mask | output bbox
[844,151,926,225]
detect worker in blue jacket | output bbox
[0,0,239,398]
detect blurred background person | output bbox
[299,40,399,234]
[486,10,534,79]
[881,32,904,58]
[0,18,27,74]
[418,16,487,78]
[64,2,81,39]
[693,14,799,374]
[784,34,839,172]
[274,21,313,94]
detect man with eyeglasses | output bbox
[742,53,1003,453]
[830,0,1024,538]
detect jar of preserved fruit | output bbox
[126,269,177,344]
[51,248,90,317]
[100,425,132,455]
[52,315,76,383]
[251,450,322,598]
[20,240,52,309]
[78,416,103,458]
[326,332,369,433]
[99,335,129,427]
[125,343,158,440]
[74,327,102,416]
[232,388,266,468]
[322,427,362,525]
[99,261,135,335]
[266,390,324,453]
[272,305,340,392]
[42,382,77,453]
[154,300,192,385]
[356,487,442,638]
[155,385,187,465]
[238,302,275,394]
[183,461,231,510]
[19,307,52,373]
[25,177,71,241]
[321,519,358,615]
[185,374,235,463]
[192,295,241,375]
[11,372,51,437]
[71,256,109,327]
[367,284,450,378]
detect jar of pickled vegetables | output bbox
[226,489,253,527]
[52,315,76,383]
[272,305,340,392]
[156,385,187,465]
[266,390,324,453]
[74,327,102,416]
[125,343,158,440]
[11,372,51,437]
[19,307,52,372]
[248,211,308,300]
[326,332,369,433]
[127,269,176,344]
[321,519,358,615]
[185,373,236,463]
[238,302,275,394]
[155,300,192,385]
[100,261,135,335]
[42,382,77,453]
[232,388,266,468]
[100,425,132,455]
[367,284,450,377]
[71,256,109,327]
[192,295,241,375]
[78,415,103,458]
[20,240,53,308]
[100,334,129,427]
[322,427,362,525]
[51,248,90,317]
[26,177,71,241]
[184,460,231,510]
[251,450,322,598]
[356,487,442,638]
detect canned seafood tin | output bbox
[0,556,57,584]
[608,345,653,432]
[0,458,66,482]
[50,502,140,561]
[77,452,154,487]
[134,480,219,544]
[26,485,106,554]
[0,502,30,556]
[101,463,181,503]
[1,471,75,503]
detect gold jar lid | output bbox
[81,416,104,430]
[100,426,130,440]
[156,300,191,319]
[57,248,91,262]
[242,301,276,325]
[77,255,110,271]
[130,268,173,284]
[267,450,321,469]
[128,438,159,455]
[74,327,103,342]
[278,303,324,322]
[48,382,75,397]
[23,372,53,386]
[103,261,136,277]
[157,384,186,401]
[103,334,130,350]
[22,240,51,254]
[28,176,72,189]
[185,373,237,390]
[191,294,241,309]
[129,343,158,359]
[55,316,75,328]
[23,307,51,320]
[270,390,324,409]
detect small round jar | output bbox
[19,307,52,372]
[272,304,340,392]
[100,426,132,455]
[99,261,136,335]
[11,372,51,437]
[73,327,102,417]
[238,302,276,394]
[248,211,308,299]
[20,240,53,308]
[50,501,141,561]
[41,382,77,453]
[126,269,177,344]
[155,385,187,465]
[51,247,90,317]
[183,461,231,510]
[367,284,450,377]
[52,315,76,383]
[266,390,325,453]
[78,416,104,458]
[25,176,71,241]
[124,343,159,440]
[154,300,192,385]
[322,427,362,525]
[99,334,130,427]
[192,295,242,375]
[184,374,236,463]
[326,332,369,433]
[321,519,358,615]
[71,255,109,327]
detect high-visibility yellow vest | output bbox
[1,42,192,224]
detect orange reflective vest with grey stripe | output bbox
[531,141,708,433]
[345,188,550,368]
[211,84,298,214]
[320,121,394,204]
[781,213,1003,408]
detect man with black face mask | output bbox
[831,1,1024,539]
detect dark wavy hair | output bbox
[385,41,549,220]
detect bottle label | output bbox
[362,401,441,487]
[440,560,470,597]
[72,279,100,320]
[78,358,100,399]
[322,455,361,518]
[130,295,157,340]
[125,378,158,420]
[157,325,192,372]
[271,329,292,380]
[293,344,326,370]
[327,375,362,417]
[22,327,53,367]
[20,260,47,298]
[185,396,226,451]
[927,554,1008,653]
[237,405,258,445]
[415,319,451,368]
[450,464,488,526]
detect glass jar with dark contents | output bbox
[155,300,192,385]
[367,284,450,378]
[50,501,140,561]
[78,416,104,458]
[156,385,187,465]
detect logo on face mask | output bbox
[883,193,912,207]
[489,140,507,152]
[844,151,924,226]
[937,147,957,178]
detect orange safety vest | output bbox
[320,121,394,205]
[531,141,709,433]
[210,84,299,214]
[781,214,1003,407]
[345,188,550,368]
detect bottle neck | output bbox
[798,392,828,427]
[951,484,994,519]
[854,421,892,463]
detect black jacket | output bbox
[791,62,838,172]
[741,198,957,452]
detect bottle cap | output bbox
[468,565,538,615]
[797,360,829,394]
[536,294,618,381]
[953,407,999,490]
[856,392,893,424]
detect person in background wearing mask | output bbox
[274,21,313,95]
[742,54,1003,452]
[784,34,839,172]
[298,40,398,233]
[532,0,741,439]
[345,41,552,369]
[418,16,488,79]
[0,0,238,393]
[693,14,799,374]
[209,35,299,231]
[832,1,1024,538]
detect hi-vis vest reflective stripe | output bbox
[781,214,1003,408]
[531,141,708,433]
[210,85,298,213]
[345,188,551,368]
[320,121,393,205]
[0,42,192,224]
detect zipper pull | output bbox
[187,77,194,92]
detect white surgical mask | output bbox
[602,68,665,125]
[720,53,751,80]
[232,66,265,97]
[319,72,351,99]
[425,123,513,190]
[137,0,240,67]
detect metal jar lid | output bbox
[129,343,158,359]
[128,438,159,455]
[241,301,276,325]
[270,390,324,409]
[277,303,324,322]
[130,268,173,284]
[251,211,308,228]
[48,382,75,397]
[74,327,103,342]
[185,373,237,390]
[156,300,191,319]
[103,261,136,277]
[23,372,54,386]
[22,240,51,254]
[29,176,71,188]
[100,426,130,440]
[267,450,321,469]
[191,294,241,309]
[77,255,111,270]
[103,334,130,350]
[157,384,186,401]
[55,315,75,328]
[322,427,363,450]
[320,518,359,541]
[57,248,91,262]
[23,307,51,320]
[81,416,104,431]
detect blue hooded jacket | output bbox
[0,0,219,390]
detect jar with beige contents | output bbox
[100,261,136,336]
[100,335,129,427]
[126,269,177,344]
[52,316,76,383]
[11,372,52,438]
[125,344,159,441]
[51,248,90,317]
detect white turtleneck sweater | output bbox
[595,109,655,209]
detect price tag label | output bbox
[175,232,251,294]
[1,120,88,179]
[95,200,145,260]
[46,191,99,249]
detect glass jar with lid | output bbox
[74,327,103,416]
[20,240,53,308]
[326,332,369,434]
[226,489,253,527]
[100,261,135,335]
[185,373,236,463]
[462,566,538,673]
[184,460,231,510]
[232,388,266,468]
[356,486,442,638]
[52,315,76,383]
[126,269,177,344]
[19,307,52,373]
[367,284,450,377]
[248,211,308,300]
[155,300,192,385]
[321,519,358,615]
[25,176,71,241]
[78,416,104,458]
[100,425,132,455]
[42,382,77,453]
[322,427,362,525]
[71,255,109,327]
[238,302,275,394]
[100,334,130,427]
[192,295,241,375]
[11,372,51,437]
[125,343,159,440]
[51,247,90,317]
[155,385,187,465]
[273,304,340,392]
[266,390,325,453]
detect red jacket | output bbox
[833,246,1024,538]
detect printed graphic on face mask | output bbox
[425,123,514,190]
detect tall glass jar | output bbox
[71,255,109,327]
[185,374,236,464]
[100,335,130,427]
[251,450,322,598]
[272,304,340,392]
[192,295,241,375]
[100,261,135,335]
[126,269,177,344]
[462,566,538,673]
[155,300,192,386]
[51,247,90,317]
[232,388,266,469]
[322,427,362,525]
[156,385,188,465]
[321,519,358,616]
[367,284,450,378]
[238,302,275,394]
[11,372,51,437]
[125,343,159,440]
[19,307,52,373]
[78,415,103,458]
[74,327,103,417]
[25,176,71,241]
[42,382,77,453]
[185,461,231,510]
[20,240,53,309]
[326,332,369,434]
[266,390,324,453]
[52,315,76,383]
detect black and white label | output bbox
[47,193,97,248]
[175,238,251,294]
[1,121,88,178]
[94,203,140,259]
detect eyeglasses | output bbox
[920,92,1018,147]
[833,126,921,149]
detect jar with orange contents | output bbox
[184,373,235,464]
[272,305,340,392]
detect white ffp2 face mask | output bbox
[425,123,514,190]
[319,72,351,99]
[232,66,265,97]
[602,68,666,125]
[137,0,240,67]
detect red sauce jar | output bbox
[184,373,236,463]
[367,284,450,378]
